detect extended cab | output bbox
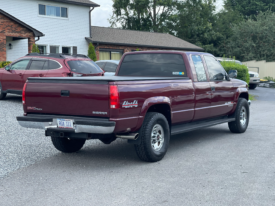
[17,51,250,162]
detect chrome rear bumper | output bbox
[17,115,116,134]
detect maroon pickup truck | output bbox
[17,51,250,162]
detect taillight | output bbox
[110,85,119,109]
[22,83,27,104]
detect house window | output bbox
[37,45,47,54]
[62,47,71,55]
[50,46,59,54]
[39,4,68,18]
[99,50,123,60]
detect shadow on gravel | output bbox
[38,126,231,170]
[2,94,22,103]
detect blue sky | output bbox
[91,0,224,27]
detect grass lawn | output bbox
[249,94,256,101]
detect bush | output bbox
[88,43,97,61]
[264,76,275,81]
[220,61,250,84]
[0,61,12,68]
[31,44,40,53]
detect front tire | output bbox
[135,112,170,162]
[228,98,250,133]
[0,83,6,100]
[51,136,86,153]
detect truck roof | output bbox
[124,50,212,56]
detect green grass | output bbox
[249,94,256,101]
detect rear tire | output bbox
[51,136,86,153]
[0,83,6,100]
[135,112,170,162]
[228,98,249,133]
[249,84,257,89]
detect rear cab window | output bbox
[118,53,187,77]
[67,60,103,74]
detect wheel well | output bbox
[239,93,248,101]
[147,104,171,127]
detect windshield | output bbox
[67,61,103,74]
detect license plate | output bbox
[57,119,74,129]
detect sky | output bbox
[91,0,225,28]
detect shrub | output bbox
[220,61,250,84]
[0,61,12,68]
[31,44,40,53]
[264,76,275,81]
[88,43,97,61]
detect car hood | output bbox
[231,78,248,87]
[248,71,259,75]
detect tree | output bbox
[31,44,40,53]
[224,0,275,18]
[221,11,275,62]
[88,43,97,61]
[109,0,178,32]
[171,0,224,55]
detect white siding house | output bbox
[1,0,99,61]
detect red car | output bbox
[0,53,104,100]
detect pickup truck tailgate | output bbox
[24,78,109,117]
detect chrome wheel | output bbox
[240,106,247,126]
[151,124,164,151]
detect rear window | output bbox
[118,54,187,77]
[67,61,103,74]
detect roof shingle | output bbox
[44,0,100,7]
[87,26,203,51]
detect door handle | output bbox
[39,74,44,77]
[211,87,215,91]
[61,90,70,97]
[18,73,23,76]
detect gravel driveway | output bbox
[0,87,275,206]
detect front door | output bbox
[1,59,30,92]
[191,55,212,121]
[203,55,235,117]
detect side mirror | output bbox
[5,65,11,71]
[228,70,237,78]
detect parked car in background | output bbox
[0,53,104,100]
[248,71,260,89]
[216,57,260,89]
[95,60,119,76]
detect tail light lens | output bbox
[22,83,27,104]
[109,85,119,109]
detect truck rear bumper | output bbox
[17,115,116,134]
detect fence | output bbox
[243,60,275,79]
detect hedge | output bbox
[220,61,250,84]
[0,61,12,68]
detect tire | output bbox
[51,136,86,153]
[0,83,6,100]
[228,98,250,133]
[135,112,170,162]
[249,84,257,89]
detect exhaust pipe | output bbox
[116,133,139,140]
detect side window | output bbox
[28,60,47,70]
[11,60,30,70]
[104,63,117,72]
[192,55,207,82]
[204,56,227,81]
[96,62,106,69]
[48,60,61,70]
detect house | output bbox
[86,26,204,61]
[0,0,202,62]
[0,0,99,62]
